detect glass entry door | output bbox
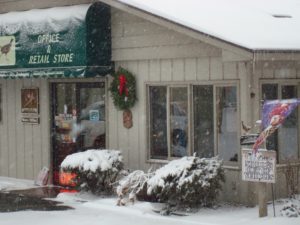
[51,82,106,184]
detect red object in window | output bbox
[59,171,77,187]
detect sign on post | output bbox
[242,148,276,217]
[242,149,276,183]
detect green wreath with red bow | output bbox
[110,67,137,110]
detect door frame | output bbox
[49,78,107,184]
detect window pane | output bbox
[149,86,168,159]
[280,85,298,160]
[216,86,238,161]
[56,83,76,115]
[79,85,106,149]
[193,86,214,158]
[262,84,278,100]
[170,87,188,157]
[262,84,278,152]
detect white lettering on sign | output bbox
[53,53,74,63]
[242,149,276,183]
[28,55,50,64]
[37,33,60,44]
[27,33,75,64]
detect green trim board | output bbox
[0,3,112,78]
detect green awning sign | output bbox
[0,3,112,78]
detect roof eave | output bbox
[254,50,300,61]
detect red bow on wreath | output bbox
[119,74,129,96]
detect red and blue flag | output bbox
[253,99,300,154]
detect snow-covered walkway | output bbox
[0,176,299,225]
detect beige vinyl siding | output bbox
[0,79,9,177]
[111,9,221,62]
[0,78,50,180]
[108,9,260,205]
[109,9,249,173]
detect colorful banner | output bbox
[253,99,300,154]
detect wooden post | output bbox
[258,182,268,217]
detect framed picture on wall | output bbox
[21,88,39,113]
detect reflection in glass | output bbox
[52,83,106,185]
[56,83,76,115]
[79,86,106,149]
[280,85,298,160]
[170,87,188,157]
[149,86,168,159]
[193,86,214,158]
[262,84,278,152]
[216,86,238,161]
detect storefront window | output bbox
[148,83,238,162]
[262,83,299,162]
[262,84,278,152]
[281,85,298,160]
[170,87,188,157]
[216,86,238,161]
[193,86,214,158]
[149,86,168,159]
[56,84,76,116]
[78,85,106,149]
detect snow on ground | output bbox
[0,176,36,191]
[0,176,299,225]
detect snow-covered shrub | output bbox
[61,149,123,194]
[147,156,224,209]
[115,170,152,206]
[280,200,300,217]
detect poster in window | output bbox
[21,88,39,113]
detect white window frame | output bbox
[147,80,240,164]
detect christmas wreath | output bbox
[110,67,137,110]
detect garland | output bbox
[110,67,137,110]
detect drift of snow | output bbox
[61,149,123,172]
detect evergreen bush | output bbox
[60,149,123,195]
[146,156,224,209]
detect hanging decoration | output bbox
[123,109,133,129]
[110,67,136,111]
[252,98,300,154]
[110,67,136,129]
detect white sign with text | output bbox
[242,149,276,183]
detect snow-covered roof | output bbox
[0,4,90,24]
[115,0,300,51]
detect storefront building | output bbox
[0,2,112,184]
[0,0,299,205]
